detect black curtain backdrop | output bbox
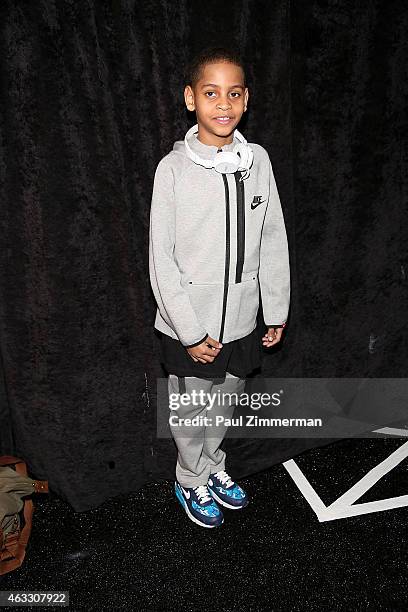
[0,1,406,511]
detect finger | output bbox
[190,353,203,362]
[204,342,221,349]
[262,334,274,341]
[263,336,281,347]
[191,352,212,363]
[198,354,216,363]
[266,330,283,342]
[206,343,221,351]
[205,338,223,350]
[200,347,221,358]
[262,336,281,347]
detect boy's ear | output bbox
[184,85,195,111]
[244,87,249,112]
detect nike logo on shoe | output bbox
[181,486,190,499]
[251,195,266,209]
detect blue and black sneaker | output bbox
[174,481,224,528]
[207,470,249,510]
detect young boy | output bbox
[149,47,290,528]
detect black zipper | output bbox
[234,171,245,283]
[219,173,230,343]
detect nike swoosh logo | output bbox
[251,199,266,209]
[181,486,190,499]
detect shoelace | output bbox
[193,485,212,504]
[214,470,234,488]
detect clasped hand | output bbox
[186,327,285,363]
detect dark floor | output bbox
[2,437,408,611]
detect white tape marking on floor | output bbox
[372,427,408,437]
[282,459,328,518]
[328,440,408,509]
[282,440,408,522]
[320,495,408,521]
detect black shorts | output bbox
[155,326,262,379]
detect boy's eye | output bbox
[204,91,241,98]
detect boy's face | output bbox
[184,61,248,146]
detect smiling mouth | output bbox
[213,116,234,124]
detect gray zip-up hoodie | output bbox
[148,129,291,348]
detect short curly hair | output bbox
[184,45,246,89]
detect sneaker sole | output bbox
[208,488,249,510]
[175,486,224,528]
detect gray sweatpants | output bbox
[168,372,246,488]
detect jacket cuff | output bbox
[266,323,286,328]
[182,333,209,349]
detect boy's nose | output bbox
[217,99,231,109]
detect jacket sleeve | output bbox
[259,154,291,327]
[149,158,209,348]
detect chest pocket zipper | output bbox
[234,171,245,283]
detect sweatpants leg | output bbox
[203,372,246,475]
[168,372,246,488]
